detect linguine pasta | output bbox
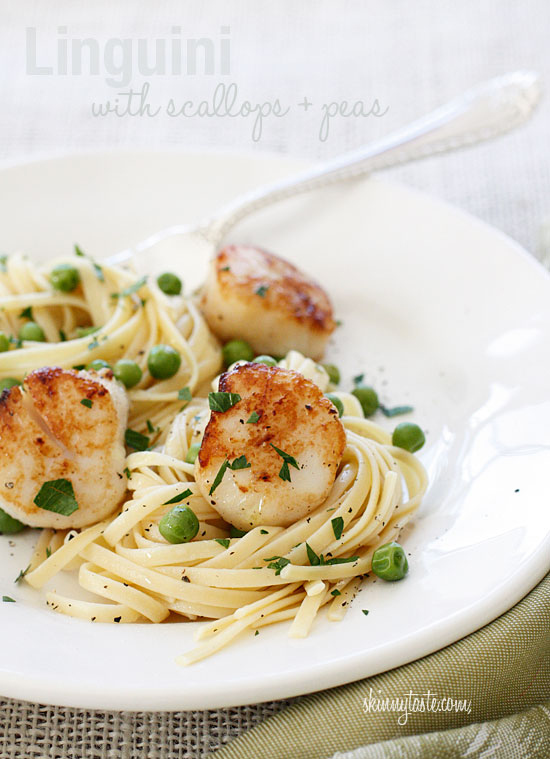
[0,252,427,663]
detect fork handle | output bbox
[203,70,541,245]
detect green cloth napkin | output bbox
[210,570,550,759]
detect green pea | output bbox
[86,359,111,372]
[222,339,254,367]
[159,505,199,544]
[229,525,248,538]
[75,325,100,338]
[50,264,80,292]
[0,508,25,535]
[0,377,21,392]
[0,332,10,352]
[147,344,181,379]
[157,272,182,295]
[252,355,278,367]
[352,385,379,417]
[113,359,142,388]
[325,393,344,418]
[322,363,340,385]
[371,541,409,581]
[185,442,201,464]
[392,422,425,453]
[19,322,45,342]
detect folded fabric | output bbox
[210,571,550,759]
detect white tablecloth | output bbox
[0,1,549,756]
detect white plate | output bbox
[1,150,549,710]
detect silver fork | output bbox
[106,70,542,279]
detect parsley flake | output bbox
[34,479,79,516]
[306,543,320,566]
[112,276,148,299]
[362,609,370,616]
[0,255,7,272]
[209,460,229,495]
[45,547,52,558]
[255,285,269,298]
[208,392,241,412]
[260,529,269,534]
[229,455,251,471]
[80,398,93,408]
[19,306,33,320]
[246,411,260,424]
[124,428,150,451]
[330,589,341,597]
[123,467,132,479]
[379,404,414,418]
[2,595,15,602]
[353,373,364,386]
[331,516,344,540]
[266,557,290,575]
[163,488,193,505]
[270,444,300,482]
[93,262,104,282]
[215,538,231,549]
[14,565,30,583]
[74,244,85,257]
[178,387,192,401]
[59,329,67,342]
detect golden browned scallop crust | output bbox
[0,367,129,529]
[200,245,336,360]
[195,363,346,529]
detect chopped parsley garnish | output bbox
[124,428,150,451]
[9,336,22,349]
[264,556,290,575]
[14,565,30,583]
[72,364,85,371]
[209,456,251,495]
[209,460,229,495]
[379,404,414,418]
[80,398,93,408]
[306,543,358,566]
[260,529,269,534]
[331,516,344,540]
[34,479,79,516]
[255,285,269,297]
[178,387,192,401]
[76,326,100,338]
[215,538,231,549]
[123,467,132,479]
[87,338,100,350]
[59,329,67,342]
[255,629,259,636]
[220,265,230,272]
[0,255,7,272]
[229,525,248,538]
[45,547,52,558]
[19,306,33,320]
[2,595,15,602]
[163,488,193,505]
[112,276,148,299]
[74,244,85,257]
[353,373,364,386]
[146,419,160,434]
[306,543,321,566]
[270,444,300,482]
[208,391,241,413]
[246,411,260,424]
[330,589,341,597]
[93,262,104,282]
[230,455,251,471]
[362,609,369,616]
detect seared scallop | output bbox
[200,245,336,361]
[195,363,346,530]
[0,367,129,529]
